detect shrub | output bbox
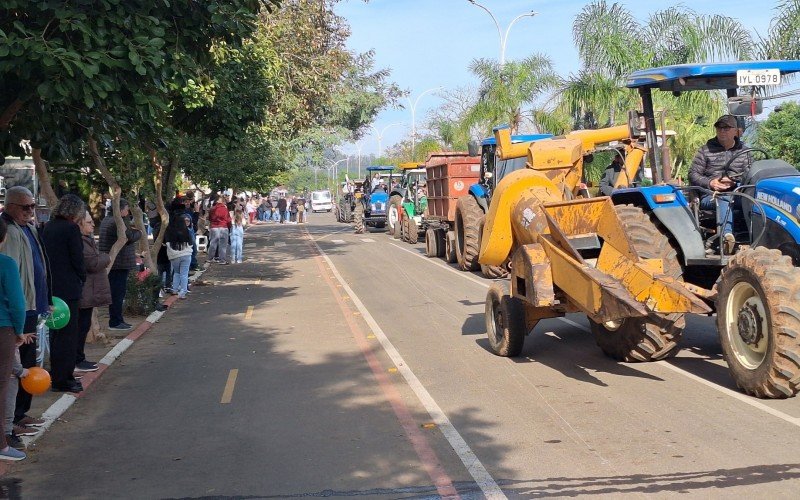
[124,269,162,316]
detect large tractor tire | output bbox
[343,202,352,223]
[353,202,365,234]
[387,195,402,236]
[478,218,509,279]
[485,282,528,357]
[407,217,419,244]
[717,247,800,398]
[590,204,685,362]
[455,196,483,271]
[425,228,439,257]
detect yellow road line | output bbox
[220,369,239,404]
[245,305,254,319]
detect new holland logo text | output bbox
[756,191,793,213]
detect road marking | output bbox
[245,306,254,319]
[255,277,261,284]
[309,233,505,499]
[332,239,346,244]
[361,238,375,242]
[388,239,800,431]
[388,367,398,373]
[274,241,286,247]
[220,369,239,404]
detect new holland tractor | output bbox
[353,166,393,233]
[481,60,800,399]
[454,133,552,278]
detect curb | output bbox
[20,266,209,449]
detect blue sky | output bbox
[333,0,784,157]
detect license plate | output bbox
[737,69,781,86]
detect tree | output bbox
[754,102,800,168]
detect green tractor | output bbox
[387,162,428,243]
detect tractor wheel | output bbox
[333,205,340,222]
[444,231,457,263]
[485,282,527,357]
[590,204,685,362]
[478,217,509,278]
[387,195,402,236]
[343,202,352,223]
[425,228,439,257]
[353,202,365,234]
[408,218,419,244]
[434,228,446,258]
[455,196,483,271]
[717,247,800,398]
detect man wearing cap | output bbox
[689,114,752,253]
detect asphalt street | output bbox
[5,214,800,498]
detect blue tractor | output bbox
[454,132,552,277]
[353,165,393,233]
[602,61,800,398]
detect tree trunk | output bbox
[32,149,59,208]
[149,150,172,265]
[87,136,128,268]
[0,98,24,132]
[130,201,154,270]
[86,308,108,345]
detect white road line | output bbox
[331,239,346,244]
[387,238,800,429]
[311,238,506,499]
[360,238,375,243]
[314,228,352,242]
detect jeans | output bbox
[108,269,130,327]
[170,254,192,297]
[208,227,229,262]
[701,194,734,236]
[230,233,243,263]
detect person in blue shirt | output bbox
[0,217,28,461]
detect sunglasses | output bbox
[10,202,36,211]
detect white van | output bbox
[310,190,333,212]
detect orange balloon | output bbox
[21,367,51,395]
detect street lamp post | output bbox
[325,157,348,195]
[407,87,442,159]
[369,122,404,156]
[467,0,537,66]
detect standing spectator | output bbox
[297,198,306,224]
[76,211,111,374]
[98,198,142,331]
[0,187,49,431]
[207,195,231,264]
[277,196,288,224]
[230,210,245,264]
[245,198,256,224]
[0,217,28,461]
[42,194,87,393]
[164,214,193,299]
[289,197,298,224]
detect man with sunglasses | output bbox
[689,114,752,254]
[0,186,51,426]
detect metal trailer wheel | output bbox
[434,228,447,258]
[485,282,527,357]
[425,228,439,257]
[444,231,457,263]
[717,247,800,398]
[455,196,483,271]
[590,204,685,362]
[387,195,402,236]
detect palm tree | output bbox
[461,54,559,137]
[555,1,754,178]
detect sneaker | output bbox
[108,323,132,331]
[5,433,23,450]
[179,295,187,300]
[16,415,44,427]
[75,361,99,372]
[0,446,26,461]
[723,233,736,254]
[12,425,36,437]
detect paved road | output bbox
[7,214,800,498]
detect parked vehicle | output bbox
[310,189,333,212]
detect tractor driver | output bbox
[689,114,752,254]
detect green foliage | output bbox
[754,102,800,168]
[125,270,162,316]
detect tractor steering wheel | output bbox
[722,147,770,182]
